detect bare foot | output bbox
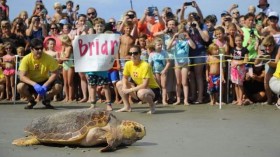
[173,101,181,106]
[78,98,88,103]
[147,109,155,114]
[162,101,168,106]
[106,104,113,111]
[115,108,132,112]
[117,99,123,104]
[184,102,189,106]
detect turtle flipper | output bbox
[12,136,40,146]
[99,145,116,152]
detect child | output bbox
[136,33,149,62]
[231,34,249,105]
[213,26,229,56]
[206,43,225,105]
[86,17,112,111]
[118,21,137,79]
[59,35,74,103]
[148,38,170,105]
[167,23,196,105]
[3,42,15,100]
[52,2,67,24]
[45,38,57,58]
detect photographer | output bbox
[180,1,209,104]
[138,6,165,41]
[255,35,280,104]
[26,15,47,41]
[242,13,260,61]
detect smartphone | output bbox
[76,4,79,10]
[184,2,193,6]
[148,7,156,16]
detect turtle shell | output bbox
[25,108,111,144]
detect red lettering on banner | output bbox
[95,39,99,55]
[110,40,118,55]
[89,41,94,56]
[78,39,88,57]
[77,38,119,57]
[101,40,108,55]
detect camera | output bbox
[184,2,193,6]
[127,14,135,19]
[76,4,79,10]
[166,28,173,33]
[178,33,185,40]
[166,12,174,18]
[148,7,156,16]
[249,29,254,37]
[191,23,196,27]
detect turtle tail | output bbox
[12,136,40,146]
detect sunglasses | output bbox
[87,12,96,16]
[36,7,42,10]
[50,27,57,30]
[5,47,11,50]
[233,12,239,14]
[33,47,43,51]
[128,51,140,56]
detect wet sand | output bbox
[1,101,280,157]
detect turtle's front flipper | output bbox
[12,136,40,146]
[99,145,116,152]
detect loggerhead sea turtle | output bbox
[12,107,146,152]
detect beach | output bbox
[0,102,279,157]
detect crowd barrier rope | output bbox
[7,53,274,109]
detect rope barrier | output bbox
[7,52,275,107]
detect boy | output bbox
[86,17,113,111]
[206,43,225,105]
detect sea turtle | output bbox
[12,107,146,152]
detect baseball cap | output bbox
[268,11,279,18]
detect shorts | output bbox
[189,55,206,65]
[269,76,280,95]
[3,68,15,76]
[108,70,120,83]
[136,87,161,102]
[207,74,220,94]
[87,72,110,86]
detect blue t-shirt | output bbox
[148,51,169,73]
[174,40,190,66]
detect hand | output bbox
[42,85,48,95]
[123,88,132,94]
[33,84,45,96]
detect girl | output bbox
[44,38,57,58]
[136,33,149,62]
[148,38,170,105]
[59,35,74,102]
[2,42,15,100]
[230,35,249,105]
[167,23,196,105]
[213,26,229,56]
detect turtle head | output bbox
[119,120,146,145]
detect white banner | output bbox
[73,34,120,72]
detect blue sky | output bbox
[8,0,280,22]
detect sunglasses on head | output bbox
[128,51,140,56]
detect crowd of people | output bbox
[0,0,280,113]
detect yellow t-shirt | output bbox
[123,60,159,89]
[0,68,4,79]
[273,61,280,78]
[19,52,59,82]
